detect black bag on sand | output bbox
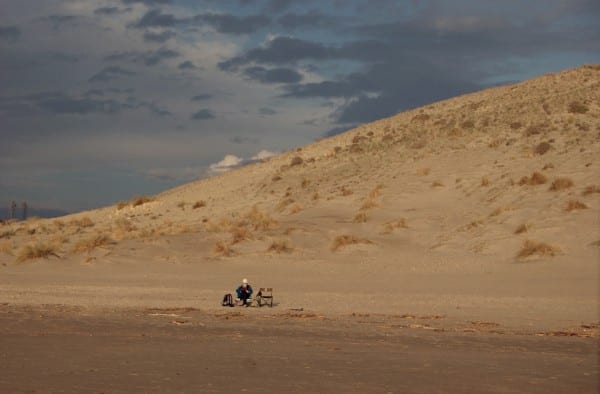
[222,293,234,307]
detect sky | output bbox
[1,0,599,213]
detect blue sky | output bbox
[1,0,599,213]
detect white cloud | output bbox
[251,149,278,161]
[208,154,243,174]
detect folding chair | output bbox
[257,287,274,307]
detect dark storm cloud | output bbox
[191,109,215,120]
[0,25,21,41]
[259,107,277,115]
[132,9,270,35]
[89,66,136,83]
[264,0,295,13]
[193,14,270,35]
[132,9,179,28]
[121,0,172,5]
[218,37,332,71]
[94,7,131,16]
[277,11,337,29]
[0,91,121,115]
[191,94,212,101]
[178,60,197,70]
[104,48,180,66]
[243,66,302,84]
[143,30,175,42]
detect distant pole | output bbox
[9,201,16,220]
[22,201,28,220]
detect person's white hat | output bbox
[242,278,248,284]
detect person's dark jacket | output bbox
[236,284,253,300]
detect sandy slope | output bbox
[1,65,599,331]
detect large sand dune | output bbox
[1,65,599,332]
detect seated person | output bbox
[236,278,253,306]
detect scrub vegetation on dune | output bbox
[17,242,59,262]
[330,235,374,252]
[517,240,560,260]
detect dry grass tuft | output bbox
[514,224,529,234]
[230,226,252,244]
[353,212,368,223]
[290,156,303,166]
[288,203,304,215]
[519,172,548,186]
[565,200,588,212]
[70,217,94,228]
[568,101,589,114]
[542,163,554,170]
[582,185,600,196]
[177,201,186,210]
[481,177,490,187]
[192,200,206,209]
[242,206,278,231]
[359,199,378,211]
[549,177,574,191]
[132,195,155,207]
[340,187,353,196]
[381,219,407,234]
[267,239,293,254]
[431,181,444,187]
[73,234,113,253]
[118,195,156,210]
[330,234,373,252]
[213,241,234,257]
[517,240,560,260]
[17,242,59,262]
[534,142,551,155]
[417,167,431,176]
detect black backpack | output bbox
[222,293,234,307]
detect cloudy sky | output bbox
[1,0,598,213]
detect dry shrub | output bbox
[340,187,353,196]
[0,229,15,239]
[568,101,589,114]
[312,192,320,201]
[417,167,431,176]
[330,234,373,252]
[267,239,293,254]
[582,185,600,195]
[70,217,94,228]
[519,172,548,186]
[230,226,252,244]
[410,138,427,149]
[431,181,444,187]
[368,184,384,199]
[177,201,186,209]
[17,242,58,262]
[359,199,378,211]
[412,113,431,122]
[489,207,504,217]
[243,206,278,231]
[277,198,295,212]
[132,195,155,207]
[288,204,304,215]
[542,163,554,170]
[290,156,303,166]
[213,241,234,257]
[381,219,407,234]
[517,240,560,260]
[524,123,546,136]
[53,220,65,230]
[509,122,522,129]
[534,142,552,155]
[565,200,588,212]
[301,178,310,188]
[481,177,490,187]
[461,120,475,129]
[353,212,368,223]
[514,224,529,234]
[73,234,112,253]
[272,175,282,182]
[549,178,574,191]
[192,200,206,209]
[349,143,363,154]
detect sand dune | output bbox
[1,65,599,332]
